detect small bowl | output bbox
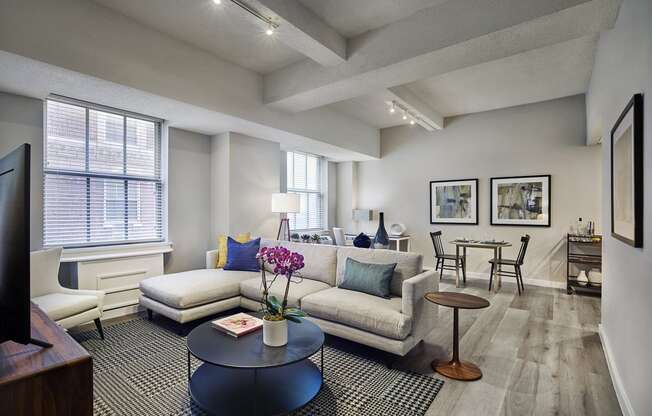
[389,223,406,236]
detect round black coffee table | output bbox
[186,315,324,415]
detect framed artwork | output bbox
[611,93,643,247]
[490,175,551,226]
[430,179,478,225]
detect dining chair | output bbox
[332,227,346,246]
[429,231,466,283]
[488,235,530,295]
[30,247,106,339]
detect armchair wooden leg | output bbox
[94,318,105,340]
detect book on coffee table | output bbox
[211,312,263,338]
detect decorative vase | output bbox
[263,318,288,347]
[353,233,371,248]
[576,270,589,286]
[373,212,390,249]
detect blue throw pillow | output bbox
[339,258,396,298]
[224,237,261,272]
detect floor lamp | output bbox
[271,193,300,241]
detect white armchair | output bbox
[30,247,106,339]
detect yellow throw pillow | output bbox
[216,232,251,268]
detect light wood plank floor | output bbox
[392,278,621,416]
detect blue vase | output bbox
[373,212,390,249]
[353,233,371,248]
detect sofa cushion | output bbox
[339,258,396,298]
[32,293,98,321]
[260,239,338,286]
[140,269,257,309]
[301,288,412,340]
[336,247,423,296]
[239,276,330,308]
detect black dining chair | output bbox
[430,231,466,283]
[488,235,530,295]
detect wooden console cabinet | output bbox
[0,303,92,416]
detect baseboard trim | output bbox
[599,325,635,416]
[425,267,566,289]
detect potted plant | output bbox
[311,233,321,244]
[256,246,307,347]
[300,234,311,243]
[290,232,300,242]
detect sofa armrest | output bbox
[206,249,219,269]
[60,287,105,316]
[402,269,439,342]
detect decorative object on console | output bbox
[339,258,396,298]
[223,237,261,272]
[216,232,251,268]
[301,234,311,243]
[211,312,262,337]
[257,246,307,347]
[373,212,390,249]
[291,233,300,242]
[430,179,479,224]
[271,193,300,241]
[389,223,407,236]
[353,233,372,248]
[490,175,551,226]
[611,93,643,247]
[311,234,321,244]
[575,270,589,286]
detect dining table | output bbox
[449,239,512,290]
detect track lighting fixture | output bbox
[409,118,416,125]
[389,102,396,113]
[266,22,275,36]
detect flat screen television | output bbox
[0,143,50,347]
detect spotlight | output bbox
[410,119,416,125]
[389,103,395,114]
[266,23,274,36]
[402,112,408,121]
[213,0,221,4]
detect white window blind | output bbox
[287,151,323,231]
[44,97,163,247]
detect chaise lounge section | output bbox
[139,239,438,356]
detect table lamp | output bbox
[271,193,300,241]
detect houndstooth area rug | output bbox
[72,317,443,416]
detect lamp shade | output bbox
[271,193,300,214]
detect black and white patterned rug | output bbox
[72,317,443,416]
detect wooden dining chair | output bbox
[429,231,466,283]
[488,234,530,295]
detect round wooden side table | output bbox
[425,291,490,381]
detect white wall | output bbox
[336,161,358,232]
[586,0,652,414]
[0,92,43,250]
[166,128,212,273]
[210,132,280,243]
[353,95,600,284]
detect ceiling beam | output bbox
[250,0,346,66]
[386,86,444,131]
[263,0,620,112]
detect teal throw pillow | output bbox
[339,258,396,298]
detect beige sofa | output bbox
[139,239,438,356]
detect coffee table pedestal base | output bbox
[432,359,482,381]
[189,360,322,415]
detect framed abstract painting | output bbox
[611,93,643,247]
[490,175,551,226]
[430,179,478,225]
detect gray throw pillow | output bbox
[339,257,397,298]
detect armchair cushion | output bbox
[301,287,411,340]
[32,293,99,321]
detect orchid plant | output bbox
[256,246,307,323]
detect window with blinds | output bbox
[286,151,323,231]
[44,98,163,247]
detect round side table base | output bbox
[432,359,482,381]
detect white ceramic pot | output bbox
[263,318,288,347]
[576,270,589,286]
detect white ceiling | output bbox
[328,35,598,127]
[93,0,305,73]
[298,0,450,38]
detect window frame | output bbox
[286,150,324,232]
[43,95,164,248]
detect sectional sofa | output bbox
[139,239,438,356]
